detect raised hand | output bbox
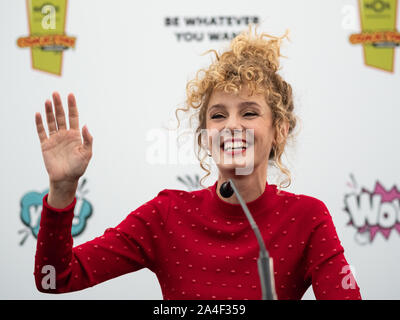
[35,92,93,208]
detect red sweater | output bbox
[34,180,361,300]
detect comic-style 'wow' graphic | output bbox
[17,0,76,75]
[344,174,400,244]
[18,178,92,245]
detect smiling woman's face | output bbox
[205,85,276,175]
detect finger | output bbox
[35,112,48,143]
[52,91,67,130]
[45,99,57,135]
[67,93,79,130]
[82,125,93,154]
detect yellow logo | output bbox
[349,0,399,72]
[17,0,76,76]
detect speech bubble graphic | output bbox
[344,174,400,244]
[19,178,93,245]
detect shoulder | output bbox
[156,183,212,198]
[123,186,209,227]
[274,187,332,221]
[149,185,210,206]
[275,190,341,247]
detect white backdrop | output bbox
[1,0,399,299]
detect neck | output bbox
[216,163,268,204]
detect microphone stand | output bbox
[221,179,277,300]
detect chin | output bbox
[216,154,256,175]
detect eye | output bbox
[244,112,257,117]
[211,114,224,119]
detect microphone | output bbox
[219,179,277,300]
[220,181,234,198]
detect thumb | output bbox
[82,125,93,151]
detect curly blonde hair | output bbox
[174,25,299,194]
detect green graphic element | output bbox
[360,0,397,72]
[27,0,67,75]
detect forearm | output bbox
[34,193,152,294]
[34,194,78,293]
[310,253,361,300]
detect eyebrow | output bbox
[207,101,262,114]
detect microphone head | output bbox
[220,181,234,198]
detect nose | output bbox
[223,115,244,134]
[224,114,244,132]
[223,114,245,140]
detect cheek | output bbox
[205,120,222,138]
[203,125,219,149]
[253,128,274,150]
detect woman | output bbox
[34,26,361,300]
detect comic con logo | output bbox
[349,0,399,72]
[343,175,400,244]
[18,179,92,245]
[17,0,76,75]
[364,0,391,11]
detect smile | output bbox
[220,139,251,155]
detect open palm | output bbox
[35,92,93,184]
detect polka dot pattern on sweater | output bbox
[34,180,361,300]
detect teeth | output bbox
[223,141,248,151]
[225,147,245,152]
